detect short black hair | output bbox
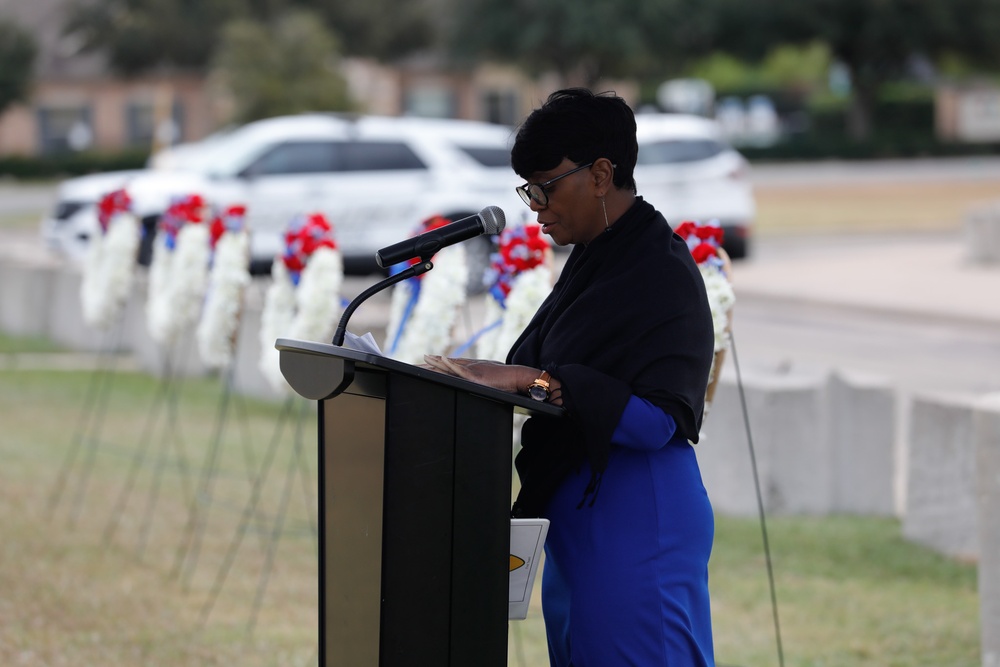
[511,88,637,193]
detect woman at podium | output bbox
[424,88,716,667]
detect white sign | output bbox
[956,90,1000,142]
[508,518,549,620]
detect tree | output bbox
[0,20,38,115]
[308,0,438,62]
[211,10,353,123]
[63,0,247,75]
[63,0,439,75]
[690,42,832,95]
[709,0,1000,140]
[446,0,719,88]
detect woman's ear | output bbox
[591,157,615,196]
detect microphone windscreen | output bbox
[479,205,506,235]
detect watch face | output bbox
[528,384,548,401]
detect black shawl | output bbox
[508,197,715,518]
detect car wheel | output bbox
[722,230,748,260]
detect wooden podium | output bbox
[277,339,561,667]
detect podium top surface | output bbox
[276,338,563,417]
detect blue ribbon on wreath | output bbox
[386,272,422,356]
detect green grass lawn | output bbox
[710,516,979,667]
[0,339,981,666]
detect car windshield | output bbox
[636,139,727,165]
[457,145,511,168]
[198,136,276,177]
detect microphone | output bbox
[375,206,506,269]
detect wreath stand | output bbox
[101,338,195,561]
[46,312,130,526]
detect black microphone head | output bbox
[479,206,505,235]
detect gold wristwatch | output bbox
[527,371,552,402]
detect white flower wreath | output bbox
[258,259,298,394]
[258,247,344,394]
[476,265,553,361]
[196,229,251,369]
[80,207,141,331]
[700,264,736,353]
[146,222,211,347]
[385,243,468,366]
[290,246,344,342]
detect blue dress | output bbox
[540,396,716,666]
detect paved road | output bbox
[722,225,1000,399]
[0,182,57,216]
[726,283,1000,398]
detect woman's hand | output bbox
[422,355,536,395]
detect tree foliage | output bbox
[449,0,1000,141]
[63,0,245,75]
[62,0,437,75]
[211,10,353,123]
[55,0,1000,143]
[709,0,1000,139]
[307,0,437,61]
[691,42,832,94]
[0,19,38,115]
[447,0,717,87]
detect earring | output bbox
[601,196,610,231]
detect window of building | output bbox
[126,100,185,149]
[481,90,519,126]
[404,86,456,118]
[37,106,93,154]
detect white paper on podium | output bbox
[341,330,383,356]
[509,518,549,620]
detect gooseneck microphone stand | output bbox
[331,259,433,347]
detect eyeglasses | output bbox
[515,162,594,207]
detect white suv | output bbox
[41,113,526,278]
[41,111,754,274]
[634,113,755,258]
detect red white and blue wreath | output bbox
[675,219,736,353]
[146,194,212,346]
[462,222,554,361]
[81,188,141,330]
[675,219,736,409]
[196,204,252,370]
[258,212,343,393]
